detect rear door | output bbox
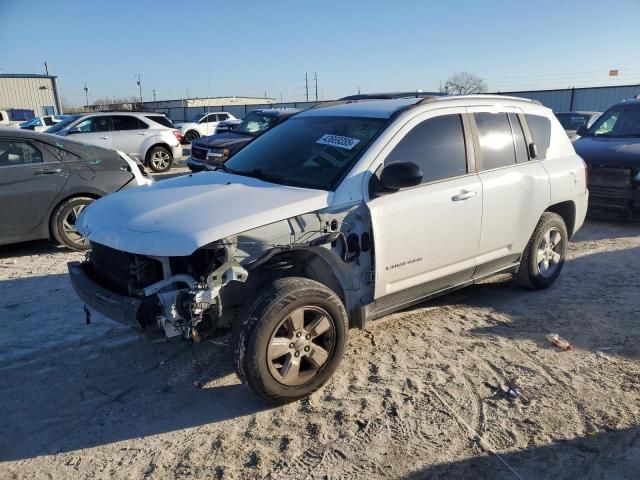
[468,107,550,275]
[0,138,69,238]
[111,115,149,159]
[367,109,483,300]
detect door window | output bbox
[74,116,111,133]
[474,113,517,170]
[0,140,43,167]
[217,113,229,121]
[524,114,551,160]
[384,114,467,183]
[43,116,55,126]
[112,115,147,131]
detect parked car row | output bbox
[555,111,601,141]
[19,114,74,132]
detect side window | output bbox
[218,113,228,121]
[75,116,111,133]
[43,116,55,126]
[112,115,145,131]
[385,114,467,184]
[524,114,551,160]
[508,113,529,163]
[145,115,174,128]
[0,140,43,167]
[474,112,516,170]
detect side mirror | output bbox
[67,127,82,135]
[379,161,423,191]
[576,125,587,137]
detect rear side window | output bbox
[385,114,467,183]
[145,115,174,128]
[509,113,529,163]
[474,112,516,170]
[112,115,146,131]
[0,140,43,166]
[525,114,551,160]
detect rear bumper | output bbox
[170,143,183,161]
[68,261,143,329]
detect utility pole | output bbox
[135,74,143,109]
[357,86,361,95]
[314,72,318,101]
[83,81,89,108]
[305,72,309,102]
[280,93,283,103]
[153,89,157,110]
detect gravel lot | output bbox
[0,216,639,480]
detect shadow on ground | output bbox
[404,425,640,479]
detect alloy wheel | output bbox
[150,150,171,170]
[62,204,88,247]
[267,306,337,386]
[536,227,563,278]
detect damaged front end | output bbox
[588,166,640,219]
[68,207,368,340]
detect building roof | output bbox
[0,74,57,79]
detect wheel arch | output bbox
[545,200,576,238]
[144,142,173,163]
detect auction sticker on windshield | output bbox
[316,134,360,150]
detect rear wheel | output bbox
[51,196,93,250]
[233,277,348,403]
[515,212,568,289]
[183,130,199,144]
[146,146,173,172]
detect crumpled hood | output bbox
[78,172,332,256]
[574,136,640,168]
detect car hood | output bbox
[193,132,252,149]
[77,171,331,256]
[574,136,640,168]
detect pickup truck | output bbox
[0,109,35,128]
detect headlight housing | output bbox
[206,147,230,165]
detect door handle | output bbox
[137,132,147,135]
[35,168,62,175]
[99,136,109,140]
[451,190,477,201]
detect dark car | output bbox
[555,111,601,141]
[187,108,301,172]
[0,128,153,250]
[573,98,640,219]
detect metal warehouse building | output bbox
[498,84,640,112]
[0,74,62,116]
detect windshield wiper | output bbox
[233,168,285,183]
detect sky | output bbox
[1,0,640,106]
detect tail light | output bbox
[172,130,183,143]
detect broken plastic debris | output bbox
[595,350,609,361]
[546,333,573,350]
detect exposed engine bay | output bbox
[80,206,372,340]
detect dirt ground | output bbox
[1,219,639,480]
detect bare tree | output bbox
[444,72,488,95]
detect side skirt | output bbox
[352,262,520,328]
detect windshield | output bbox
[189,113,206,122]
[587,106,640,137]
[45,115,80,133]
[224,116,387,190]
[232,112,279,136]
[555,113,591,131]
[21,118,42,127]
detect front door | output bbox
[367,109,483,300]
[0,138,69,239]
[68,116,113,150]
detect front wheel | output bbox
[146,147,173,172]
[515,212,568,289]
[50,196,93,250]
[233,277,349,403]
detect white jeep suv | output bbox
[68,95,588,402]
[48,112,182,172]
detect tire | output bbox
[146,146,173,173]
[183,130,200,144]
[50,196,93,251]
[515,212,568,290]
[233,277,349,403]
